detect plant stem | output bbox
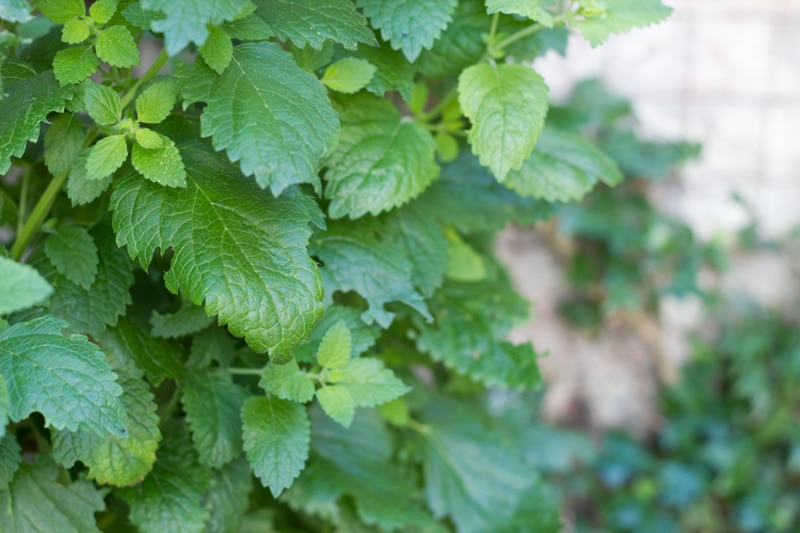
[16,165,31,236]
[11,169,67,260]
[227,366,265,376]
[488,12,500,44]
[120,47,169,110]
[419,86,459,122]
[492,23,544,53]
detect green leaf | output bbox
[221,12,274,41]
[110,134,324,363]
[67,151,112,205]
[44,225,99,289]
[0,72,75,174]
[317,320,351,369]
[38,0,84,23]
[254,0,375,50]
[132,133,187,187]
[504,128,623,202]
[310,221,430,328]
[53,45,99,85]
[182,370,246,468]
[135,127,163,149]
[0,433,21,487]
[0,376,8,438]
[486,0,554,27]
[0,0,32,23]
[86,134,128,180]
[357,0,457,61]
[0,257,53,315]
[293,305,380,363]
[119,422,212,533]
[52,369,161,486]
[136,79,177,124]
[95,25,140,67]
[458,62,549,179]
[324,96,437,218]
[328,358,409,408]
[188,327,236,369]
[181,42,339,194]
[0,457,106,533]
[44,113,84,174]
[199,25,233,74]
[574,0,672,47]
[89,0,118,24]
[141,0,252,55]
[83,82,121,125]
[316,385,354,427]
[418,0,489,78]
[446,239,486,282]
[101,317,184,385]
[150,301,214,339]
[351,44,414,100]
[321,57,375,93]
[259,359,316,403]
[62,18,91,44]
[242,396,310,496]
[202,458,253,533]
[0,316,126,436]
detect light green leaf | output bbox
[52,370,161,487]
[181,42,339,194]
[83,82,121,125]
[0,457,106,533]
[258,359,316,404]
[89,0,117,24]
[328,358,409,408]
[0,315,126,436]
[0,0,32,23]
[504,128,623,202]
[203,458,253,533]
[435,131,458,162]
[486,0,554,27]
[317,320,350,369]
[53,45,99,85]
[445,237,485,282]
[0,257,53,315]
[150,301,214,339]
[135,127,163,149]
[574,0,672,47]
[86,134,128,180]
[419,0,489,78]
[310,221,430,328]
[110,133,324,363]
[62,18,91,43]
[458,62,549,179]
[321,57,375,93]
[141,0,252,55]
[131,133,187,187]
[253,0,375,50]
[182,370,246,468]
[324,95,437,219]
[0,433,21,487]
[95,25,140,67]
[316,385,354,427]
[352,44,415,100]
[357,0,457,61]
[44,225,99,289]
[102,317,184,385]
[44,113,84,174]
[38,0,84,23]
[199,25,233,74]
[136,79,177,124]
[293,305,381,363]
[0,72,75,174]
[67,151,112,205]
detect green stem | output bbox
[419,87,459,122]
[492,23,544,53]
[488,12,500,44]
[16,165,31,236]
[11,169,67,260]
[227,366,265,376]
[406,419,430,435]
[120,47,169,110]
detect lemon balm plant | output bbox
[0,0,671,531]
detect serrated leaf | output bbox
[44,113,84,174]
[62,18,90,44]
[135,127,162,149]
[52,370,161,486]
[67,151,112,205]
[102,317,183,385]
[38,0,84,23]
[89,0,117,24]
[151,301,214,339]
[0,316,126,435]
[188,327,237,369]
[446,239,486,282]
[293,305,380,363]
[329,358,409,408]
[53,45,99,85]
[317,321,350,369]
[86,134,128,180]
[203,458,253,533]
[242,396,310,497]
[0,457,106,533]
[0,433,21,487]
[321,57,375,93]
[44,225,99,289]
[459,62,549,179]
[119,422,212,533]
[141,0,252,55]
[324,95,437,219]
[0,376,8,438]
[0,257,53,315]
[0,0,32,23]
[254,0,375,50]
[574,0,672,47]
[504,128,623,202]
[221,12,274,41]
[110,134,324,363]
[316,385,354,427]
[95,25,140,67]
[351,44,414,100]
[181,42,339,194]
[136,79,177,124]
[132,133,187,187]
[182,370,246,468]
[419,0,489,78]
[311,221,430,328]
[259,359,316,403]
[357,0,456,61]
[486,0,554,27]
[199,25,233,74]
[83,81,121,125]
[0,71,74,173]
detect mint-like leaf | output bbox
[199,25,233,74]
[102,317,183,386]
[86,134,128,180]
[0,0,32,23]
[0,434,21,487]
[203,458,253,533]
[0,257,53,315]
[89,0,118,24]
[37,0,84,23]
[316,385,354,427]
[62,18,91,44]
[329,358,410,408]
[95,25,140,67]
[44,113,84,174]
[44,225,99,289]
[293,305,381,363]
[131,133,187,187]
[67,151,112,205]
[150,301,214,339]
[317,320,350,369]
[136,79,177,124]
[321,57,375,94]
[486,0,554,27]
[574,0,672,47]
[53,45,99,85]
[83,81,122,126]
[259,359,316,404]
